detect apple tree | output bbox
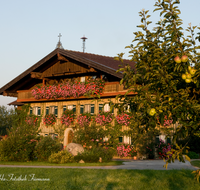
[115,0,200,181]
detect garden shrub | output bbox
[74,147,115,163]
[116,143,137,158]
[156,139,172,159]
[35,136,61,161]
[48,150,75,163]
[0,105,40,162]
[187,151,199,159]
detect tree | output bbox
[0,106,15,136]
[115,0,200,181]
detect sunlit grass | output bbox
[0,160,123,166]
[191,161,200,168]
[0,168,199,190]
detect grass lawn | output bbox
[0,161,123,166]
[0,168,199,190]
[191,160,200,168]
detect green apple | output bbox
[174,56,181,63]
[182,74,187,80]
[185,78,192,83]
[181,55,188,62]
[149,108,156,116]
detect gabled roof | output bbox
[0,48,135,96]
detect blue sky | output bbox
[0,0,200,108]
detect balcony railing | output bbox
[17,82,131,102]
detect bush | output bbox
[49,150,75,163]
[0,134,39,162]
[0,105,40,162]
[187,151,199,159]
[156,140,172,159]
[35,136,61,161]
[74,147,115,163]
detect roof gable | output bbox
[0,48,135,96]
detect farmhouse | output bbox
[0,41,136,147]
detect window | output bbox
[99,103,114,113]
[124,104,130,112]
[46,106,58,117]
[63,105,76,114]
[80,77,85,82]
[80,104,95,114]
[30,107,41,116]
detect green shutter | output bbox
[73,105,76,114]
[167,137,171,144]
[37,107,41,116]
[30,107,33,115]
[155,136,159,144]
[46,107,49,115]
[99,104,103,113]
[119,137,123,143]
[80,105,84,114]
[91,104,94,114]
[54,106,58,117]
[111,106,114,113]
[63,105,66,112]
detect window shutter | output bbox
[46,107,49,115]
[80,105,84,114]
[30,107,33,115]
[37,107,41,116]
[73,105,76,114]
[155,136,159,144]
[54,106,58,117]
[91,104,94,114]
[99,104,103,113]
[63,105,66,112]
[167,138,171,144]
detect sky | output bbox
[0,0,200,108]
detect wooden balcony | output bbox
[17,82,134,103]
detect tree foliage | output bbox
[115,0,200,180]
[0,106,15,135]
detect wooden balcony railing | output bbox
[17,82,133,102]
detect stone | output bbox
[79,159,85,163]
[66,143,84,156]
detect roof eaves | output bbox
[0,49,59,95]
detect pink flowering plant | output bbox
[157,139,172,159]
[95,111,113,126]
[43,114,57,127]
[117,143,136,157]
[76,113,92,128]
[25,115,38,126]
[163,116,173,127]
[60,109,74,127]
[116,113,131,126]
[31,78,105,100]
